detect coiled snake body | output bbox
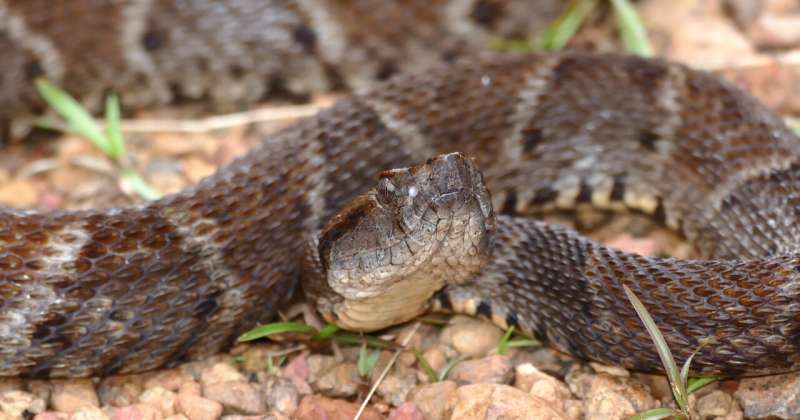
[2,51,800,378]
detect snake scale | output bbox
[2,1,800,379]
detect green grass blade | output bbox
[266,354,287,374]
[609,0,653,56]
[506,338,541,349]
[630,407,682,420]
[496,326,515,355]
[237,321,318,342]
[623,284,688,412]
[35,79,112,156]
[413,348,439,383]
[535,0,597,51]
[32,117,69,133]
[104,94,125,161]
[489,38,535,53]
[357,345,381,377]
[438,354,466,382]
[315,323,340,340]
[120,168,162,201]
[36,81,160,202]
[687,376,718,394]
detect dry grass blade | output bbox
[786,116,800,135]
[114,103,326,133]
[623,284,689,413]
[354,322,421,420]
[630,407,682,420]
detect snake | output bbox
[2,2,800,380]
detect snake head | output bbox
[313,153,496,331]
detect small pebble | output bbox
[407,381,457,420]
[200,364,246,387]
[178,381,202,397]
[98,376,144,407]
[144,370,189,392]
[50,380,100,413]
[735,373,800,419]
[33,412,69,420]
[419,347,447,373]
[514,363,574,414]
[312,362,360,398]
[176,393,223,420]
[0,380,23,394]
[376,365,418,407]
[203,381,265,414]
[282,353,310,381]
[588,362,629,378]
[440,316,503,358]
[445,383,568,419]
[261,376,298,415]
[138,387,176,417]
[294,395,382,420]
[388,402,425,420]
[447,355,513,385]
[697,389,734,418]
[70,406,110,420]
[631,373,672,402]
[305,355,336,381]
[566,367,656,420]
[111,404,161,420]
[0,390,47,417]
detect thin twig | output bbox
[354,322,421,420]
[266,344,308,358]
[786,116,800,134]
[705,52,800,73]
[113,103,326,133]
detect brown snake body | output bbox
[1,5,800,378]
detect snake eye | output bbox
[376,177,400,207]
[377,173,421,212]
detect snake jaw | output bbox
[308,153,497,331]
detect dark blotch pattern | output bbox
[610,174,626,202]
[436,292,453,311]
[500,190,519,215]
[638,130,659,151]
[470,1,502,27]
[375,62,398,81]
[576,182,592,204]
[505,312,519,328]
[292,25,317,53]
[522,128,543,154]
[141,30,165,51]
[23,60,44,81]
[530,186,559,207]
[476,300,493,318]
